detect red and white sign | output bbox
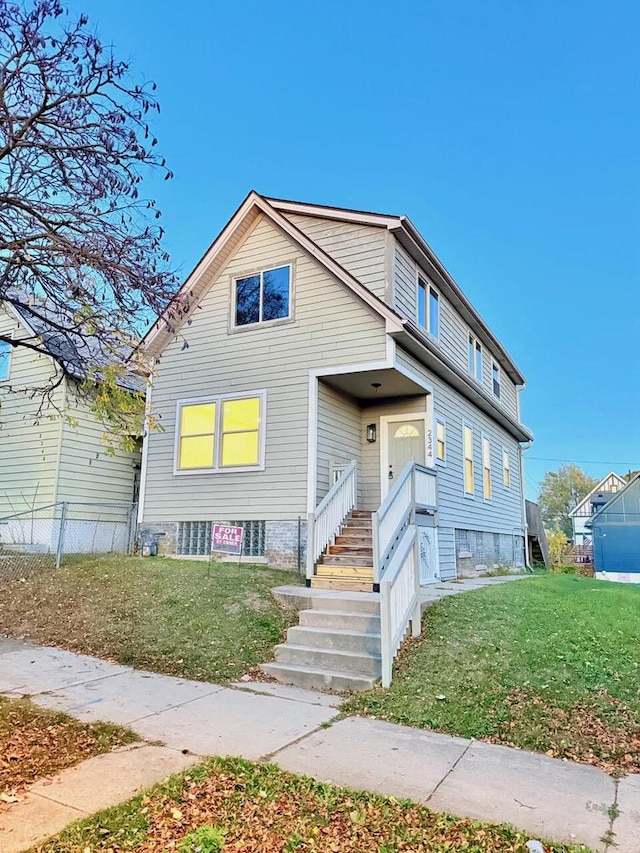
[212,523,244,555]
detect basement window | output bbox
[177,520,266,556]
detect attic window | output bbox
[0,340,11,381]
[234,265,291,327]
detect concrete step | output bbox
[321,554,374,567]
[327,544,373,556]
[260,662,377,692]
[334,533,372,546]
[309,593,380,614]
[275,643,382,677]
[310,577,375,592]
[287,625,381,654]
[314,564,373,580]
[299,608,382,633]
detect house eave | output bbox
[391,218,525,387]
[394,323,533,443]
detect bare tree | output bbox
[0,0,179,410]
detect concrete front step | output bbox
[299,608,382,633]
[309,592,380,614]
[287,625,381,654]
[261,662,377,692]
[321,554,374,567]
[275,643,381,677]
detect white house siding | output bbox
[0,307,63,517]
[142,214,388,527]
[57,387,140,513]
[393,239,520,422]
[283,214,388,300]
[316,382,362,506]
[396,346,525,579]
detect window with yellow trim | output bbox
[502,449,511,488]
[463,424,474,495]
[436,418,446,463]
[176,393,264,472]
[482,436,492,500]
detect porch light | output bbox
[366,423,377,443]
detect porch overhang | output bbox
[319,367,427,401]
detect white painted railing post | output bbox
[380,579,392,688]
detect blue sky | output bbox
[80,0,639,498]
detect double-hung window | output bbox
[468,334,482,381]
[176,392,265,472]
[492,362,501,398]
[482,435,492,500]
[502,448,511,488]
[463,423,474,496]
[234,265,291,327]
[0,339,10,381]
[417,276,440,339]
[436,417,446,464]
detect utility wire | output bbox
[524,455,640,467]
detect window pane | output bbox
[475,343,483,380]
[223,397,260,432]
[221,431,259,466]
[181,403,216,437]
[417,279,427,328]
[180,435,214,469]
[235,275,260,325]
[262,266,290,321]
[465,459,474,493]
[429,288,439,338]
[484,468,492,499]
[464,426,473,457]
[0,341,10,380]
[436,421,445,460]
[468,337,474,374]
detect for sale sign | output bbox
[212,523,244,555]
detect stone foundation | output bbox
[455,529,525,578]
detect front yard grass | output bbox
[31,756,590,853]
[0,697,135,801]
[0,556,301,683]
[345,574,640,774]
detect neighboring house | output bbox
[139,191,532,585]
[569,472,626,547]
[525,500,549,567]
[0,300,141,551]
[587,473,640,583]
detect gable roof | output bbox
[569,472,628,518]
[141,191,405,359]
[266,196,525,386]
[3,298,141,391]
[586,472,640,526]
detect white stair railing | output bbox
[307,460,357,579]
[375,461,438,687]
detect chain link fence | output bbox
[0,501,137,581]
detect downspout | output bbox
[519,439,532,569]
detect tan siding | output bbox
[57,384,140,512]
[143,214,387,523]
[284,214,388,299]
[316,383,362,505]
[360,396,427,511]
[0,307,63,516]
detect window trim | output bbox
[463,421,475,498]
[482,433,492,501]
[468,333,483,382]
[231,263,294,330]
[435,415,446,466]
[502,447,511,488]
[173,390,267,475]
[0,335,12,382]
[416,274,440,341]
[492,361,501,399]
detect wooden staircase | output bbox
[311,510,374,592]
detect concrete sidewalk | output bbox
[1,636,638,852]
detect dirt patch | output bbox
[488,688,640,775]
[0,697,136,802]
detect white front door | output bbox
[381,414,427,498]
[418,525,440,584]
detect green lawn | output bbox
[345,574,640,774]
[31,756,590,853]
[0,556,301,683]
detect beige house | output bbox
[0,301,140,551]
[139,192,532,586]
